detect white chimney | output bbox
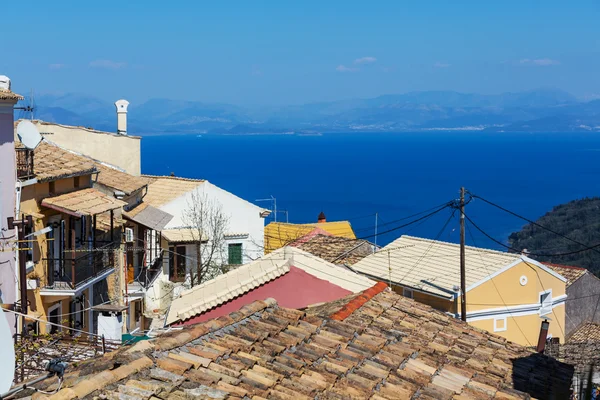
[0,75,11,91]
[115,99,129,135]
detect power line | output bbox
[357,203,453,240]
[465,222,532,346]
[464,212,600,257]
[470,193,600,257]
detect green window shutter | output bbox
[228,244,242,265]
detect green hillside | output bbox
[508,197,600,277]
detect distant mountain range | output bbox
[16,89,600,135]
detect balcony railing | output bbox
[16,148,34,180]
[42,242,117,291]
[128,251,163,290]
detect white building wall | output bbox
[144,181,266,314]
[160,181,266,264]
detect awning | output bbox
[123,204,173,231]
[41,188,126,217]
[162,228,204,243]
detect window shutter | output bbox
[228,244,242,265]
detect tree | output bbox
[182,191,230,287]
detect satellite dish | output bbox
[16,120,42,150]
[0,309,15,392]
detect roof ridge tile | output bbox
[329,282,388,321]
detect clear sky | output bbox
[2,1,599,106]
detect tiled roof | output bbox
[94,163,148,195]
[28,286,574,399]
[0,89,23,101]
[25,141,97,182]
[568,322,600,343]
[167,257,291,324]
[294,234,374,266]
[41,188,126,217]
[352,235,524,298]
[140,175,205,209]
[265,221,356,253]
[543,263,587,287]
[161,228,202,243]
[167,247,376,325]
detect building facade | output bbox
[18,141,125,335]
[0,78,22,335]
[352,235,568,346]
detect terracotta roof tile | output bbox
[22,141,97,182]
[294,234,374,265]
[41,188,126,216]
[140,175,204,208]
[21,286,575,400]
[94,163,147,195]
[568,321,600,342]
[0,89,23,101]
[543,262,587,286]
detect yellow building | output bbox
[17,140,125,336]
[351,235,568,346]
[265,212,356,253]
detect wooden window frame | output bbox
[228,243,243,265]
[169,245,187,282]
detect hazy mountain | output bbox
[21,89,600,135]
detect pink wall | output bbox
[175,266,352,326]
[0,108,17,334]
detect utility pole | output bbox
[459,187,467,322]
[8,214,33,337]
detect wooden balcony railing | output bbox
[16,148,34,180]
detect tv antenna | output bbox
[14,89,36,121]
[16,120,42,150]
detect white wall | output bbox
[159,181,266,264]
[145,181,266,313]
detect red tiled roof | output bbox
[543,262,587,286]
[330,281,388,321]
[177,266,355,326]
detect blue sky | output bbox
[2,1,599,105]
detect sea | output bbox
[141,132,600,249]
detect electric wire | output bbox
[466,222,533,346]
[470,193,600,257]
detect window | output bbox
[494,317,507,332]
[48,181,55,194]
[402,287,414,299]
[228,243,243,265]
[73,217,86,248]
[169,246,187,282]
[74,176,80,188]
[540,289,553,316]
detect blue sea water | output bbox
[141,132,600,249]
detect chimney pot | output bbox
[114,99,129,135]
[0,75,11,91]
[317,211,326,223]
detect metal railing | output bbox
[42,242,118,290]
[128,251,163,289]
[16,148,34,180]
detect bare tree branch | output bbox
[183,192,230,287]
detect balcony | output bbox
[127,251,163,295]
[16,148,34,180]
[42,242,117,292]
